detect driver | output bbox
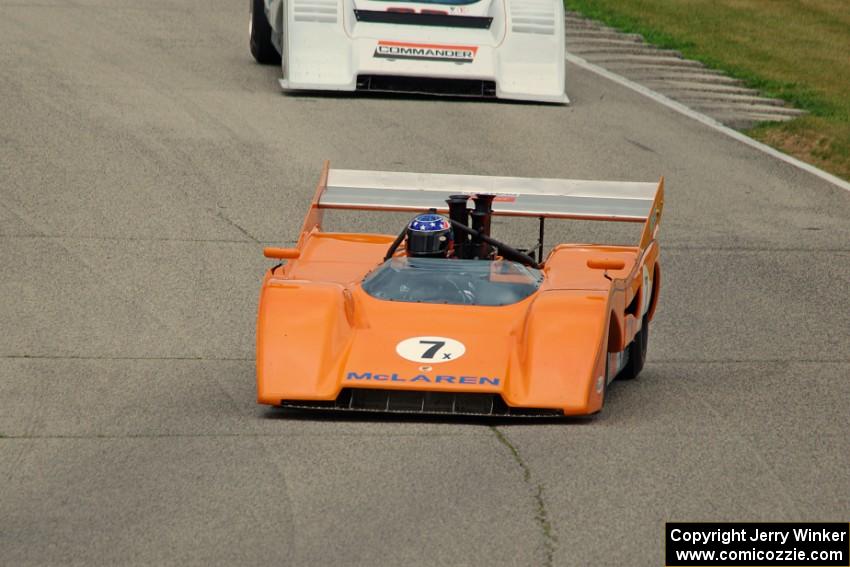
[405,213,453,258]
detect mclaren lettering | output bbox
[346,372,499,386]
[374,42,477,63]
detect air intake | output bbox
[281,389,563,417]
[356,75,497,98]
[354,10,492,28]
[510,0,555,35]
[293,0,337,23]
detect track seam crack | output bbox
[0,432,474,440]
[213,210,260,243]
[0,234,259,244]
[663,245,850,253]
[651,358,850,364]
[491,426,557,566]
[1,354,252,361]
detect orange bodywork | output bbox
[257,163,664,416]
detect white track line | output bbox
[565,52,850,193]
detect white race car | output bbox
[249,0,567,103]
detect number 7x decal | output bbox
[396,336,466,364]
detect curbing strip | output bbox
[564,11,809,128]
[565,52,850,193]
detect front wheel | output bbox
[250,0,281,65]
[618,315,649,380]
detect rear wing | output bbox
[298,162,664,250]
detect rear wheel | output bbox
[618,315,649,380]
[250,0,281,65]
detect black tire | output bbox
[618,314,649,380]
[250,0,281,65]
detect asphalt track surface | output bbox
[1,1,848,566]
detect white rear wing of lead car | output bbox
[299,162,664,251]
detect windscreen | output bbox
[369,0,481,4]
[362,257,542,306]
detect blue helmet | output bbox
[406,214,453,257]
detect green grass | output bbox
[565,0,850,180]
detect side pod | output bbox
[509,290,611,415]
[257,279,353,404]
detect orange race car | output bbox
[257,162,664,416]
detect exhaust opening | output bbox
[356,75,497,98]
